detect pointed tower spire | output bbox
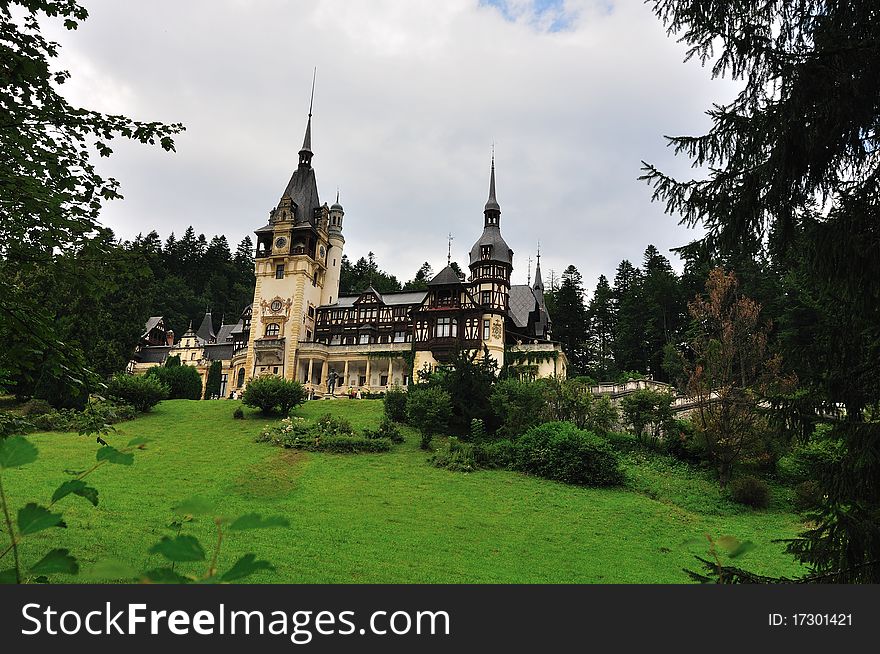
[298,68,316,168]
[533,242,544,293]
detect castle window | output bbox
[190,353,196,360]
[359,333,370,344]
[275,264,285,279]
[435,317,452,338]
[331,334,341,345]
[393,330,406,343]
[306,330,312,340]
[308,306,315,318]
[237,368,245,387]
[265,323,280,337]
[483,319,490,340]
[481,245,491,260]
[481,290,491,305]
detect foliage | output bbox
[513,422,623,487]
[776,426,845,485]
[546,265,590,374]
[339,251,402,294]
[620,388,675,447]
[258,416,391,453]
[106,373,169,412]
[241,376,306,415]
[729,476,771,509]
[793,481,822,514]
[363,416,404,444]
[490,378,546,440]
[232,407,244,420]
[643,0,880,582]
[0,0,184,407]
[204,361,223,399]
[18,399,52,417]
[146,365,202,401]
[313,413,356,438]
[424,347,498,435]
[383,386,408,422]
[406,386,452,450]
[28,398,135,433]
[683,269,789,486]
[469,418,487,442]
[588,395,618,436]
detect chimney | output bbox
[166,330,175,346]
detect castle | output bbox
[130,109,567,397]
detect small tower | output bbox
[468,154,512,368]
[322,190,346,306]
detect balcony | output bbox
[254,337,285,365]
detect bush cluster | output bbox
[363,416,404,443]
[105,373,169,412]
[233,407,245,420]
[242,376,307,415]
[729,475,771,508]
[26,399,136,433]
[383,386,408,422]
[146,364,202,400]
[256,414,396,454]
[433,422,623,487]
[513,422,624,487]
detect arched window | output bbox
[237,368,245,388]
[265,323,280,337]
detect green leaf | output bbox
[229,513,290,530]
[17,503,66,535]
[149,535,205,562]
[127,437,150,447]
[220,554,274,582]
[30,549,79,575]
[142,568,192,584]
[0,569,18,584]
[51,479,99,506]
[172,496,216,516]
[96,446,134,465]
[0,436,37,469]
[80,560,138,582]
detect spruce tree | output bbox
[643,0,880,582]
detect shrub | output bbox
[620,388,675,446]
[242,376,307,414]
[233,407,244,420]
[18,399,52,417]
[663,419,703,463]
[793,480,822,512]
[777,428,844,484]
[490,378,545,440]
[313,413,356,437]
[305,435,392,453]
[363,416,404,443]
[482,439,516,469]
[586,395,618,436]
[28,399,136,433]
[146,364,202,400]
[432,437,479,472]
[0,412,34,436]
[205,360,223,399]
[729,475,771,508]
[514,422,623,487]
[469,418,487,442]
[406,386,452,450]
[384,386,408,422]
[106,373,169,412]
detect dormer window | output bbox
[481,245,492,260]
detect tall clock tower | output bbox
[243,109,344,381]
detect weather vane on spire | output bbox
[447,233,454,266]
[527,256,532,286]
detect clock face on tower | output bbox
[270,300,283,312]
[274,236,287,249]
[319,245,326,258]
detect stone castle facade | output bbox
[130,111,567,397]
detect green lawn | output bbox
[2,399,807,582]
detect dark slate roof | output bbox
[485,157,500,212]
[428,265,463,286]
[204,344,234,360]
[134,346,171,363]
[196,312,215,343]
[230,319,246,335]
[215,323,236,343]
[323,291,427,308]
[142,316,163,337]
[469,225,513,266]
[508,285,538,329]
[281,166,320,226]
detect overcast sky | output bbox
[45,0,739,296]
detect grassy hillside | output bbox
[2,399,807,583]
